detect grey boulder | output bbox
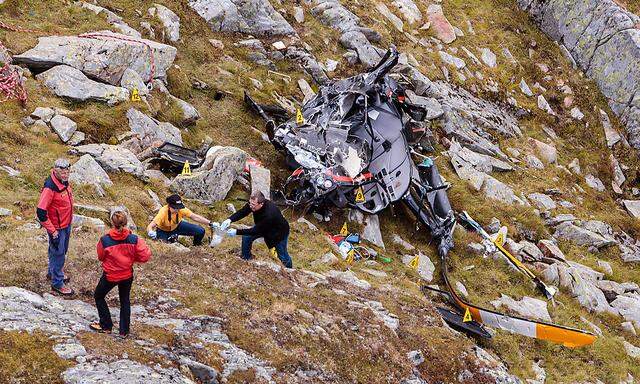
[63,360,194,384]
[126,108,182,147]
[69,154,113,196]
[71,144,145,178]
[170,146,247,203]
[149,4,181,42]
[37,65,129,105]
[189,0,295,36]
[15,31,177,85]
[49,114,77,143]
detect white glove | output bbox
[147,230,157,239]
[220,219,231,230]
[226,228,237,237]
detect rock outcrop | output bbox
[189,0,295,36]
[15,31,177,85]
[518,0,640,148]
[36,65,129,105]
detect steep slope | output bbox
[1,0,640,383]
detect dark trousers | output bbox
[157,220,205,246]
[241,235,293,268]
[94,274,133,335]
[48,226,71,289]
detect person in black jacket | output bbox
[221,191,292,268]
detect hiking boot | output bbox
[118,332,129,339]
[51,285,74,296]
[46,273,70,284]
[89,322,112,334]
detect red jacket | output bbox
[37,171,74,233]
[97,228,152,282]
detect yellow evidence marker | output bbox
[346,250,354,264]
[340,222,348,236]
[181,161,192,176]
[296,108,304,124]
[355,187,365,203]
[270,248,277,257]
[131,88,141,101]
[408,255,419,270]
[463,307,473,323]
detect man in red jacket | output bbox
[37,158,74,296]
[91,208,151,337]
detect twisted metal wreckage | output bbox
[242,47,596,348]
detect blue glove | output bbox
[226,228,237,237]
[220,219,231,230]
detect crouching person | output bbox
[91,208,151,337]
[146,194,212,246]
[222,191,293,268]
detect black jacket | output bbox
[229,200,290,248]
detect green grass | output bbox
[0,331,72,384]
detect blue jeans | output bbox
[157,221,205,246]
[241,235,293,268]
[48,226,71,289]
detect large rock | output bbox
[611,293,640,331]
[307,0,384,68]
[189,0,295,36]
[450,155,525,205]
[623,200,640,219]
[529,138,557,164]
[49,114,77,143]
[69,154,113,196]
[71,144,145,178]
[553,221,616,249]
[527,192,556,211]
[448,140,512,173]
[392,0,422,24]
[170,146,247,203]
[517,0,640,148]
[426,4,456,44]
[15,31,177,85]
[325,270,371,290]
[542,261,616,314]
[376,3,403,32]
[429,81,521,160]
[126,108,182,147]
[63,360,194,384]
[149,4,181,42]
[490,294,551,322]
[36,65,129,105]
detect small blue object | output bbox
[419,158,434,167]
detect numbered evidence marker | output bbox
[131,88,141,102]
[408,254,419,270]
[346,249,355,264]
[355,187,365,203]
[270,248,277,257]
[340,222,348,236]
[296,108,304,124]
[181,161,192,176]
[463,307,473,323]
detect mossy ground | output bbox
[1,0,640,383]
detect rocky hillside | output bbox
[1,0,640,383]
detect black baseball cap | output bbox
[166,194,185,210]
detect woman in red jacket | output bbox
[90,208,151,337]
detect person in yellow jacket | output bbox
[146,194,212,246]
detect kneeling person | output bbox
[147,194,212,246]
[223,191,292,268]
